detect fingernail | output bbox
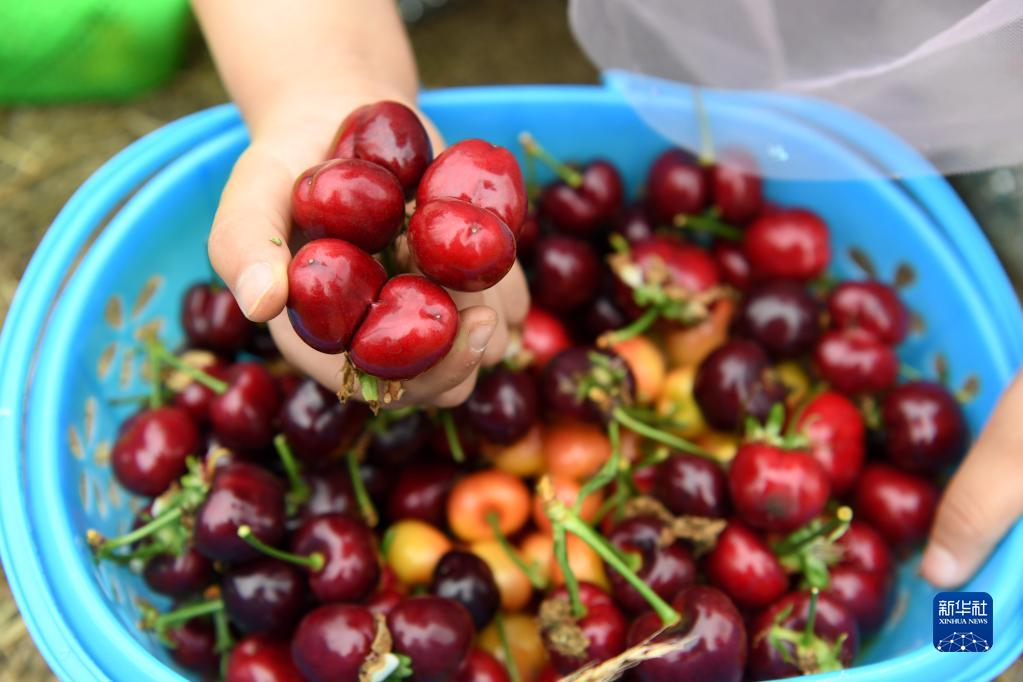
[922,544,961,587]
[236,262,275,319]
[468,320,496,353]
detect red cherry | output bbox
[743,209,830,281]
[824,566,892,632]
[729,442,831,532]
[388,596,475,682]
[291,604,376,682]
[279,378,370,464]
[853,464,938,548]
[417,139,527,235]
[112,406,199,496]
[737,280,820,359]
[330,100,433,194]
[291,513,380,602]
[541,347,635,424]
[530,235,600,312]
[838,520,893,575]
[143,547,213,598]
[614,204,656,244]
[645,149,709,223]
[182,283,252,352]
[287,239,387,354]
[226,635,302,682]
[210,362,282,452]
[540,160,624,236]
[296,471,356,523]
[223,558,308,636]
[349,274,459,381]
[619,236,720,310]
[654,454,730,517]
[794,390,865,495]
[827,280,909,345]
[173,360,230,424]
[705,521,788,610]
[522,306,572,369]
[605,516,697,614]
[366,588,404,618]
[711,149,763,225]
[541,583,626,673]
[165,616,218,674]
[430,550,501,630]
[694,339,786,431]
[194,462,286,563]
[409,198,517,292]
[516,210,541,258]
[455,649,511,682]
[882,381,966,474]
[814,328,898,395]
[464,368,538,445]
[387,462,457,527]
[292,158,405,253]
[711,240,752,291]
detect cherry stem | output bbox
[600,307,661,347]
[613,407,717,460]
[803,588,820,645]
[90,507,183,557]
[693,87,715,166]
[146,343,163,409]
[774,506,853,558]
[577,420,621,512]
[673,213,742,241]
[524,150,540,204]
[346,450,379,527]
[150,599,224,632]
[518,132,583,187]
[148,343,228,394]
[213,607,233,655]
[440,410,465,463]
[552,524,586,619]
[494,612,522,682]
[236,525,325,571]
[273,434,310,513]
[485,512,547,590]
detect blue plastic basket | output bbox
[1,84,1021,681]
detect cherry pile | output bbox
[89,106,973,682]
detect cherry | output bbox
[409,198,517,292]
[541,347,635,424]
[367,410,431,466]
[366,588,404,618]
[455,648,511,682]
[521,306,572,368]
[542,582,626,674]
[387,462,457,527]
[836,520,892,576]
[297,470,356,522]
[614,204,656,244]
[111,406,199,496]
[223,558,308,636]
[705,521,788,610]
[605,515,697,615]
[388,596,475,682]
[743,209,830,282]
[194,462,286,563]
[417,138,527,236]
[747,590,858,680]
[287,238,388,354]
[142,547,213,598]
[882,381,966,474]
[291,513,380,602]
[349,274,459,381]
[827,280,908,345]
[736,280,820,359]
[182,283,252,352]
[291,158,405,253]
[814,328,898,395]
[794,390,865,495]
[210,362,282,453]
[645,149,709,224]
[583,295,629,338]
[279,378,370,463]
[465,368,538,444]
[729,441,831,532]
[165,616,219,674]
[330,100,433,194]
[615,236,720,319]
[173,359,230,424]
[540,160,624,236]
[711,149,763,225]
[430,550,500,629]
[693,339,786,431]
[853,464,938,547]
[711,240,752,291]
[628,585,747,682]
[824,566,892,632]
[291,604,376,682]
[226,635,302,682]
[654,453,729,517]
[530,235,600,312]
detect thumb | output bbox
[921,373,1023,587]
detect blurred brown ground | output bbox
[0,1,1019,680]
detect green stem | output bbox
[148,344,229,394]
[576,420,622,510]
[613,407,717,460]
[237,525,325,571]
[518,132,583,187]
[92,507,183,556]
[151,599,224,632]
[553,525,585,619]
[146,343,163,409]
[673,213,742,240]
[693,87,715,166]
[486,513,547,590]
[803,588,820,644]
[601,307,661,346]
[213,607,233,654]
[273,434,310,512]
[494,612,521,682]
[440,410,465,463]
[773,506,853,558]
[347,450,379,527]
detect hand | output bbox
[921,370,1023,586]
[207,91,529,407]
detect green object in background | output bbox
[0,0,192,104]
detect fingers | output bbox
[496,260,531,326]
[402,306,498,404]
[921,372,1023,587]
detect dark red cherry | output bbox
[455,649,511,682]
[646,149,709,224]
[292,158,405,253]
[628,585,747,682]
[744,209,830,282]
[827,280,909,345]
[516,210,541,259]
[814,328,898,395]
[711,149,763,225]
[530,235,600,312]
[616,236,720,318]
[210,362,282,453]
[824,566,892,632]
[292,513,380,602]
[540,160,624,236]
[654,454,729,517]
[465,368,538,445]
[705,521,788,610]
[330,100,433,194]
[614,204,656,244]
[366,588,404,618]
[882,381,967,474]
[279,378,370,463]
[297,470,356,523]
[541,347,635,424]
[182,283,252,352]
[165,616,218,674]
[737,280,820,359]
[223,558,307,636]
[388,596,475,682]
[794,390,865,495]
[291,604,376,682]
[112,406,199,496]
[226,634,302,682]
[387,462,457,527]
[430,550,500,630]
[173,359,230,425]
[287,238,388,354]
[143,547,213,598]
[729,442,831,532]
[605,516,697,615]
[694,339,786,431]
[853,464,938,548]
[711,240,752,291]
[522,306,573,369]
[837,520,893,575]
[583,295,629,338]
[542,583,626,674]
[194,462,286,563]
[367,410,431,466]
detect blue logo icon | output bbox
[933,592,992,652]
